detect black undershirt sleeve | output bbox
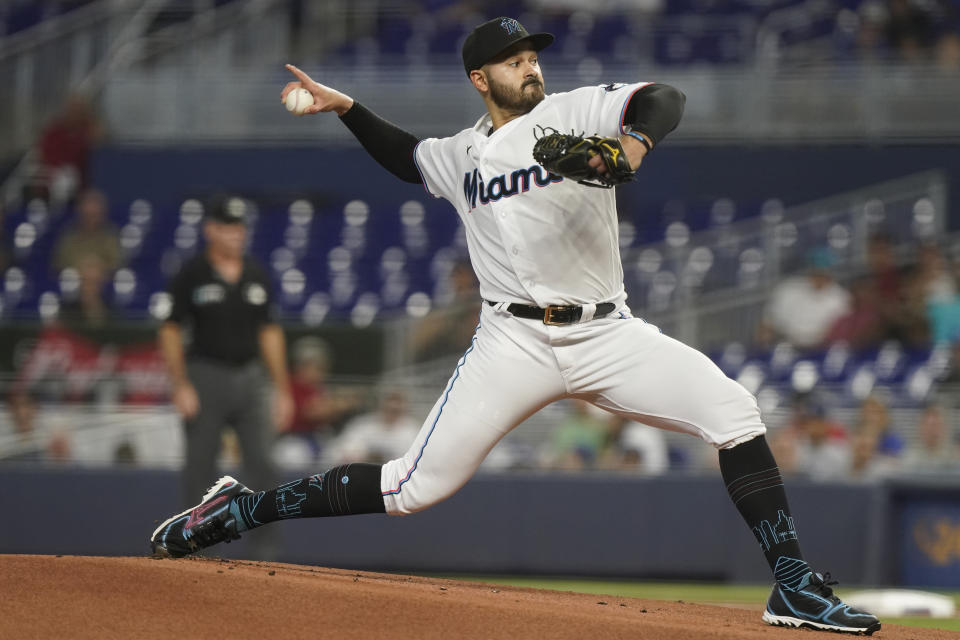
[338,101,423,184]
[622,83,686,149]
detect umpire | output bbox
[158,196,293,509]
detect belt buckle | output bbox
[543,305,567,325]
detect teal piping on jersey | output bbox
[412,140,435,198]
[381,319,481,496]
[618,82,653,134]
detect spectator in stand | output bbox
[599,415,669,475]
[884,0,939,61]
[826,276,885,351]
[854,393,904,464]
[38,93,103,191]
[857,1,891,59]
[865,232,928,347]
[3,391,72,463]
[325,390,419,465]
[938,31,960,70]
[53,187,120,274]
[278,336,361,458]
[865,232,903,313]
[903,243,958,346]
[771,393,850,482]
[758,247,851,351]
[902,0,960,62]
[847,428,897,482]
[542,399,611,470]
[858,0,960,65]
[928,297,960,346]
[409,258,481,363]
[902,403,958,473]
[58,254,111,328]
[287,336,334,436]
[3,392,41,461]
[113,440,138,466]
[911,242,957,305]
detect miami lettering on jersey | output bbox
[462,165,563,211]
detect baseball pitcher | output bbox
[152,17,879,635]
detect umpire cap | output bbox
[205,195,248,225]
[462,17,554,76]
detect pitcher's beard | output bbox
[489,77,545,114]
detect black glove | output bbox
[532,127,635,189]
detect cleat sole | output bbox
[763,610,881,635]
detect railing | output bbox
[0,0,169,209]
[0,0,120,160]
[3,1,959,158]
[624,170,949,348]
[0,0,287,208]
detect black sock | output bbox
[719,435,810,590]
[229,463,386,532]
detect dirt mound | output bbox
[0,555,948,639]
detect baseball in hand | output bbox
[285,88,313,116]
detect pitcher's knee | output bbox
[380,458,465,515]
[703,382,766,449]
[716,426,766,450]
[381,481,460,516]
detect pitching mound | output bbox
[0,555,948,639]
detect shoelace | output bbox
[806,572,841,601]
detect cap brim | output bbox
[482,32,554,67]
[524,33,554,52]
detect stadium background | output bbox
[2,0,960,611]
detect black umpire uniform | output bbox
[161,200,283,507]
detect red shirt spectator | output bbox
[39,94,103,188]
[288,374,329,434]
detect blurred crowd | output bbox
[2,0,960,479]
[759,235,960,353]
[855,0,960,67]
[7,0,957,67]
[306,0,960,69]
[769,392,960,482]
[3,204,960,479]
[2,96,960,479]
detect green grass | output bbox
[883,617,960,631]
[453,577,770,604]
[443,576,960,632]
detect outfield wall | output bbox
[3,467,958,586]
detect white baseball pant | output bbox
[381,303,765,515]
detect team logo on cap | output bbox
[500,18,522,35]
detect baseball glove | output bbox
[532,127,635,189]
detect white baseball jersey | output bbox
[380,82,766,516]
[414,82,650,307]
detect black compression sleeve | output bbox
[338,101,423,184]
[622,83,686,149]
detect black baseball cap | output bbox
[462,17,554,76]
[205,196,248,225]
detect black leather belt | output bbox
[486,300,617,325]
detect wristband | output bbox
[626,130,652,152]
